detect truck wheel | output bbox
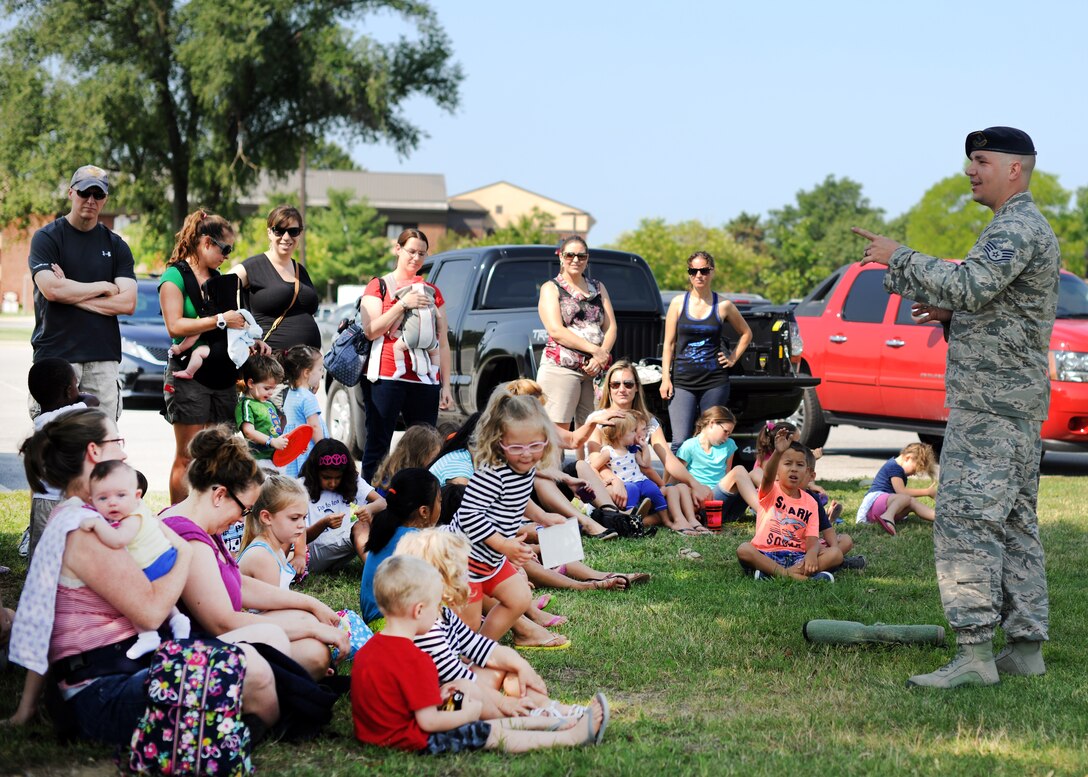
[918,434,944,460]
[326,380,359,457]
[792,386,830,449]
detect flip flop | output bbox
[543,614,568,629]
[609,572,651,586]
[874,514,897,536]
[593,692,610,745]
[533,594,553,611]
[678,547,703,561]
[515,634,571,651]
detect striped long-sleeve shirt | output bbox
[414,605,497,683]
[449,464,535,580]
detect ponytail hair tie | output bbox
[765,421,775,431]
[387,487,396,495]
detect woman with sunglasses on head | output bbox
[589,360,715,509]
[659,251,752,448]
[536,235,617,432]
[161,209,266,503]
[161,425,349,681]
[231,205,321,352]
[358,228,454,482]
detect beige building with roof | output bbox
[449,181,594,238]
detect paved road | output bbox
[2,338,1085,492]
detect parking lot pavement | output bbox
[1,337,1084,492]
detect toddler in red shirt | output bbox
[351,555,609,754]
[735,429,843,581]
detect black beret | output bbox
[965,126,1036,158]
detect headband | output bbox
[317,453,348,468]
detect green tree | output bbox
[608,218,772,295]
[303,188,389,297]
[763,175,887,299]
[307,139,361,172]
[0,0,462,233]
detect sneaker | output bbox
[810,571,835,582]
[907,643,999,688]
[753,570,774,581]
[838,555,867,570]
[17,527,29,558]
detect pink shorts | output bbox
[867,493,893,522]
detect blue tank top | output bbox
[672,292,728,390]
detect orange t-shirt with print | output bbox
[751,482,819,552]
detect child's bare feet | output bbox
[171,369,196,380]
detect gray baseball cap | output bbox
[70,165,109,193]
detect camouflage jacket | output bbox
[884,191,1060,421]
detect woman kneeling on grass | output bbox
[9,409,280,740]
[161,426,349,679]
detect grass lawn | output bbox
[2,478,1086,776]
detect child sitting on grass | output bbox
[351,555,608,754]
[856,442,937,536]
[592,411,707,535]
[736,429,843,581]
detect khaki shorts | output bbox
[536,359,596,427]
[163,358,237,426]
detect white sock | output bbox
[169,609,191,640]
[127,630,162,660]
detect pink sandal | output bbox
[534,594,553,611]
[543,614,568,629]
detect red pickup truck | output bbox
[791,263,1088,455]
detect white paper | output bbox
[537,518,584,569]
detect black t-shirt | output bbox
[240,254,321,351]
[28,218,136,363]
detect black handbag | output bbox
[323,278,387,387]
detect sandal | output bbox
[543,614,569,629]
[586,529,619,541]
[515,634,571,651]
[590,576,623,591]
[608,572,651,587]
[828,500,844,523]
[534,594,553,611]
[678,547,703,561]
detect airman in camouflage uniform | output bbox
[854,126,1059,689]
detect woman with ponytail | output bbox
[159,209,268,502]
[358,468,442,625]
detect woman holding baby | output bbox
[358,228,453,481]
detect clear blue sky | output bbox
[349,1,1088,244]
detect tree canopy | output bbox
[0,0,462,234]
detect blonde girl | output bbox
[857,442,938,535]
[372,424,443,492]
[449,392,565,642]
[280,345,327,478]
[593,411,706,535]
[395,529,595,721]
[238,474,310,590]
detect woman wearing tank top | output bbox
[659,251,752,448]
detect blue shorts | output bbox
[624,480,668,513]
[759,549,806,569]
[424,721,492,755]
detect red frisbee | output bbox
[272,425,313,467]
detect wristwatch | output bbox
[216,313,227,330]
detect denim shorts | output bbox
[424,721,492,755]
[67,670,150,746]
[759,549,806,569]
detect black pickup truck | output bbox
[324,245,817,463]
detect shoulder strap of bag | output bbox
[175,260,213,317]
[263,260,300,340]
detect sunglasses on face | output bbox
[75,188,106,201]
[499,441,548,455]
[688,267,712,277]
[209,237,234,256]
[562,251,588,261]
[610,380,636,389]
[271,225,303,238]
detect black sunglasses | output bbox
[561,251,588,261]
[609,379,636,389]
[271,226,303,238]
[688,267,712,277]
[209,237,234,256]
[75,188,106,201]
[224,486,253,517]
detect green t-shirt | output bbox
[235,396,282,461]
[158,264,201,347]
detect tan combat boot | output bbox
[906,642,999,689]
[994,641,1046,676]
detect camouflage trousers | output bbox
[934,408,1049,645]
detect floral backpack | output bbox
[123,639,253,776]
